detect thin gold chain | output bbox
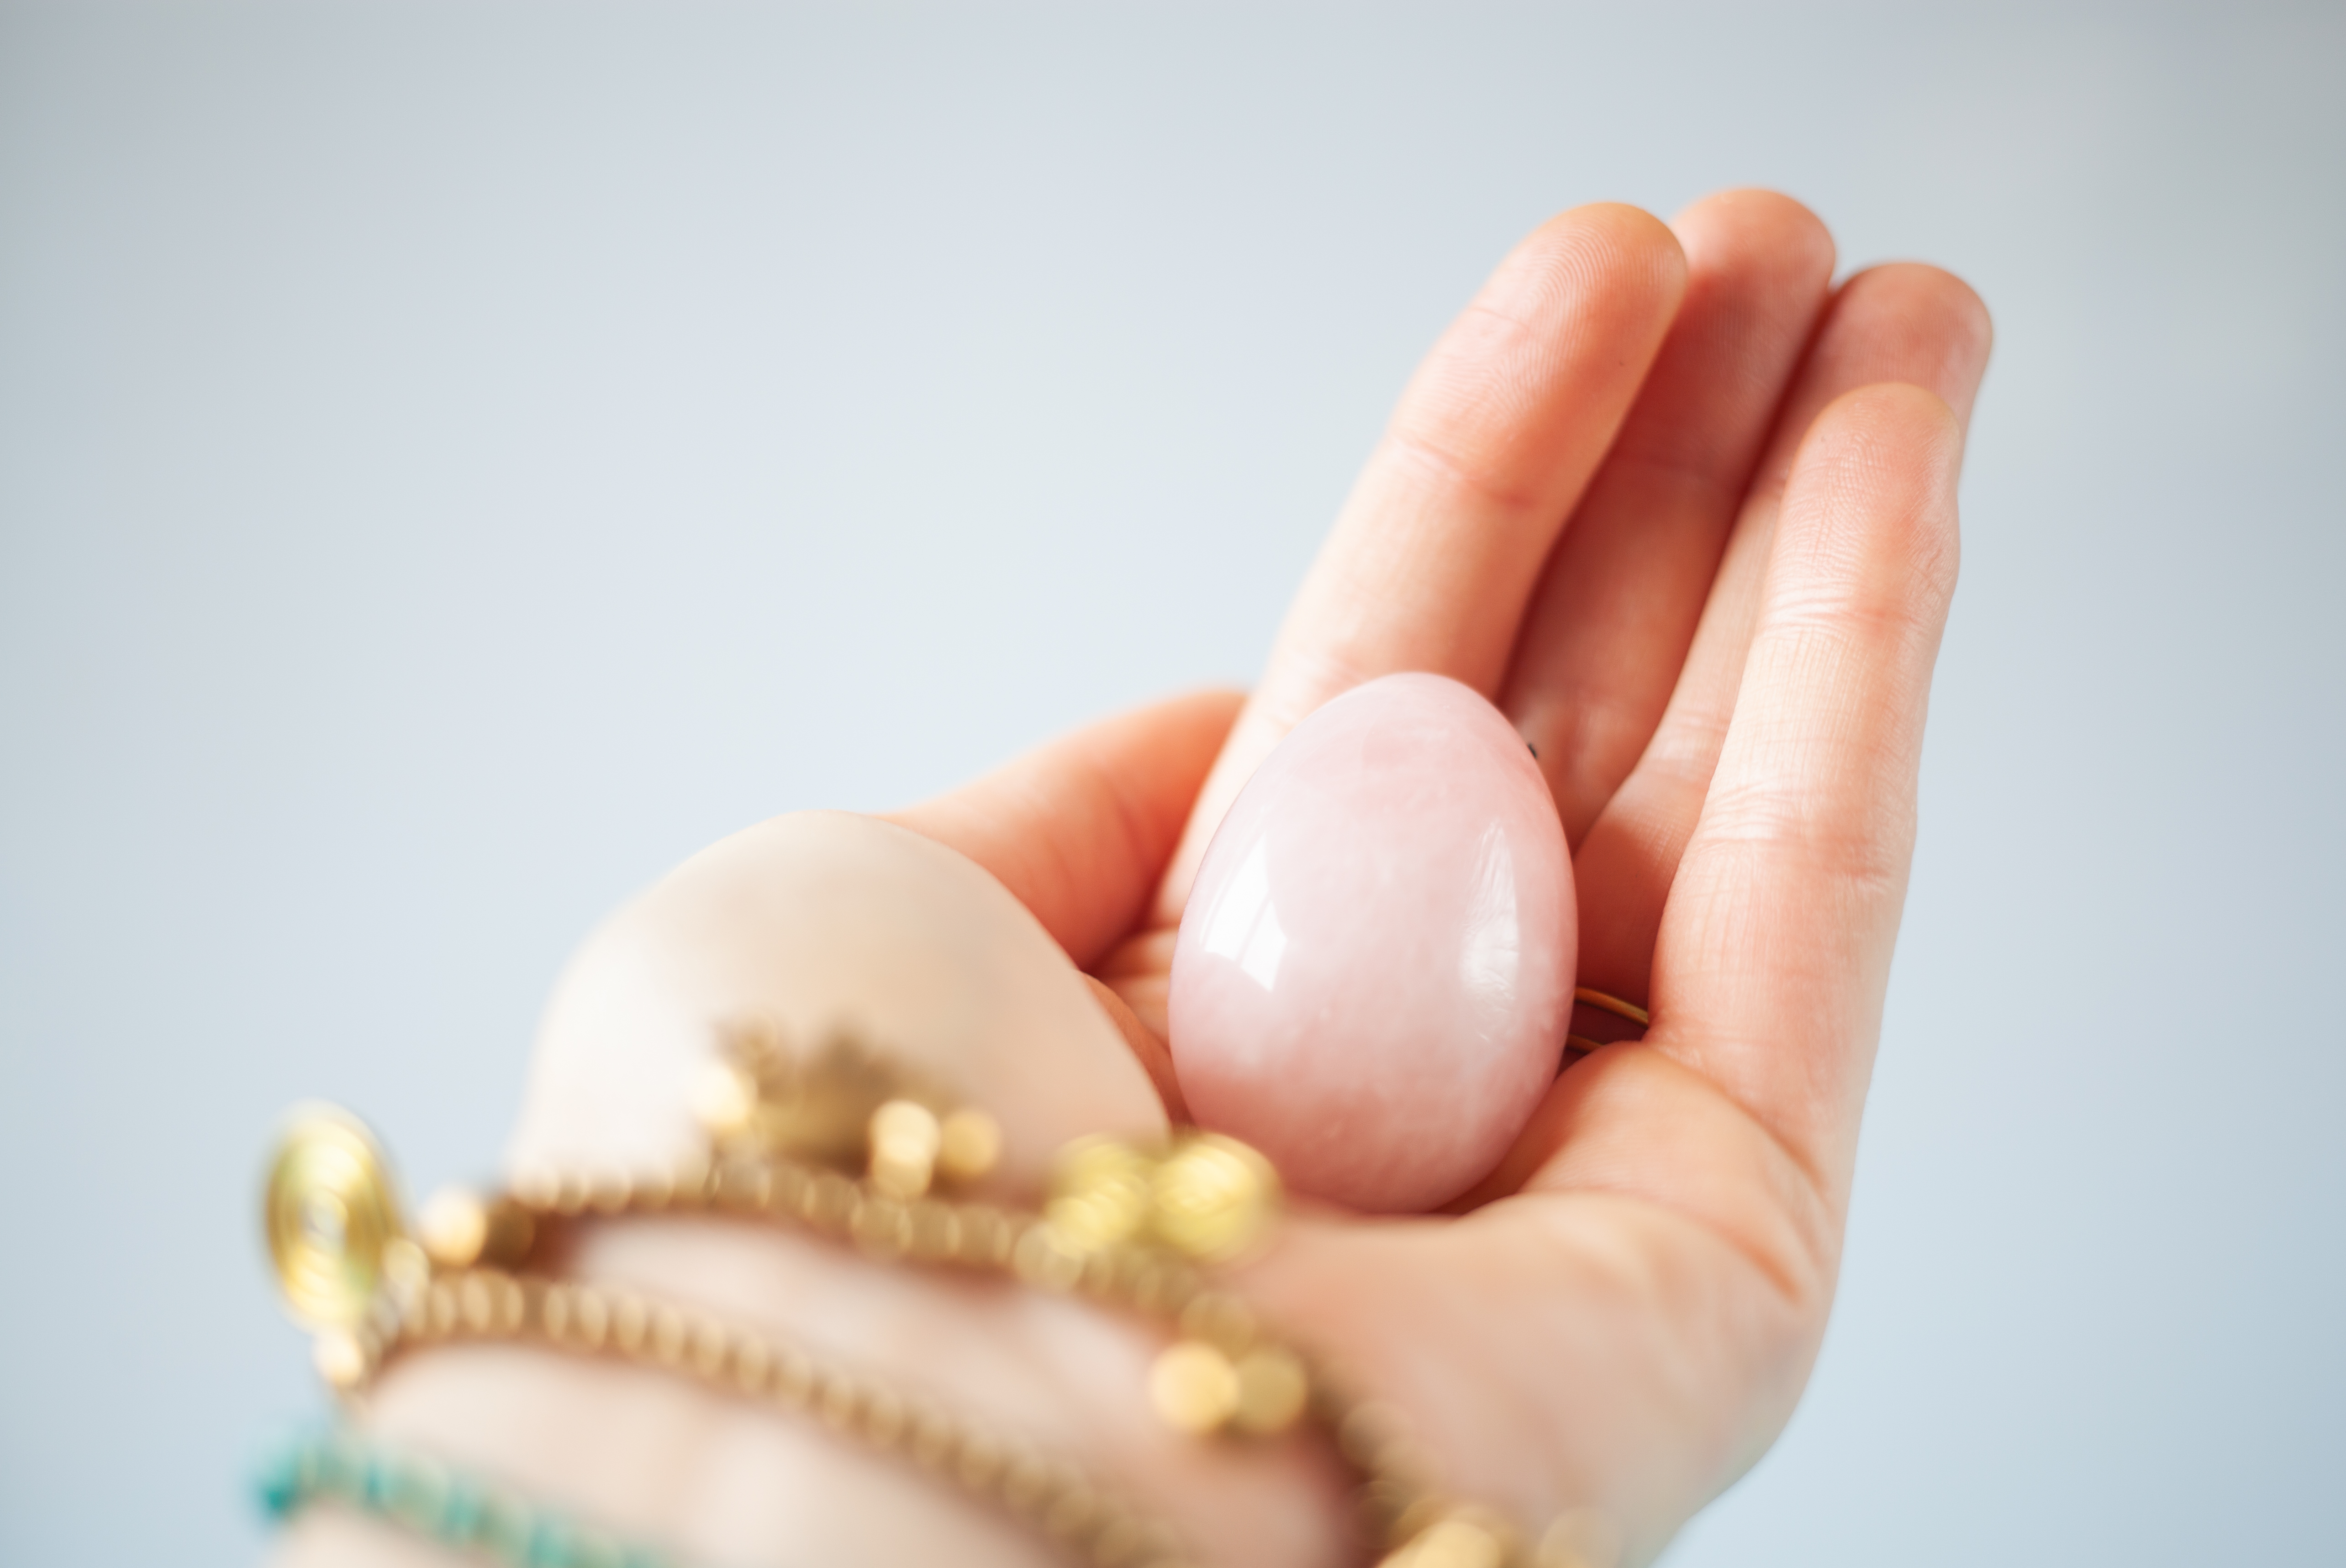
[401,1149,1472,1562]
[384,1262,1197,1568]
[271,1046,1562,1567]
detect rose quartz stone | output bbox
[1169,673,1573,1212]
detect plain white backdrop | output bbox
[2,3,2340,1562]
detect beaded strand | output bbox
[264,1024,1570,1568]
[257,1426,685,1568]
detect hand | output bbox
[893,190,1990,1560]
[292,190,1988,1568]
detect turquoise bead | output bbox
[252,1446,304,1519]
[528,1513,581,1567]
[251,1425,696,1568]
[442,1475,488,1544]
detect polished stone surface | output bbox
[1169,674,1573,1211]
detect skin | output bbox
[279,190,1989,1568]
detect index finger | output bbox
[1153,204,1687,917]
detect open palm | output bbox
[342,190,1993,1568]
[885,190,1992,1563]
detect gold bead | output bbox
[417,1187,489,1268]
[541,1284,573,1340]
[956,1431,1006,1491]
[1177,1291,1257,1354]
[1000,1449,1054,1515]
[1127,1521,1189,1568]
[380,1237,430,1307]
[1232,1346,1309,1435]
[671,1153,713,1206]
[693,1057,760,1139]
[936,1107,1003,1184]
[868,1099,942,1199]
[312,1327,369,1391]
[817,1369,861,1431]
[481,1199,537,1268]
[958,1205,1015,1266]
[571,1287,609,1349]
[1132,1257,1195,1316]
[715,1159,772,1213]
[733,1335,771,1395]
[1091,1246,1146,1304]
[1091,1514,1146,1568]
[510,1167,559,1208]
[263,1105,406,1329]
[772,1346,815,1409]
[808,1171,859,1228]
[862,1386,908,1447]
[1339,1400,1411,1471]
[689,1316,730,1379]
[905,1199,961,1261]
[1149,1134,1277,1262]
[649,1304,688,1367]
[611,1292,648,1354]
[908,1404,957,1469]
[587,1169,634,1214]
[1045,1137,1157,1254]
[1080,1247,1127,1298]
[1149,1340,1239,1435]
[773,1034,908,1165]
[721,1012,783,1064]
[1389,1494,1462,1548]
[458,1274,494,1333]
[1356,1478,1417,1537]
[551,1171,590,1216]
[1012,1223,1086,1292]
[494,1275,525,1332]
[767,1161,812,1218]
[1044,1483,1102,1542]
[1536,1509,1624,1568]
[850,1195,913,1259]
[633,1167,675,1210]
[1385,1519,1505,1568]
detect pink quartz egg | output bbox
[1168,672,1573,1212]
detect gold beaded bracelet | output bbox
[405,1263,1188,1568]
[263,1021,1572,1568]
[266,1099,1198,1568]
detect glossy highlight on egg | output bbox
[1168,673,1574,1212]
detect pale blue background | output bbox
[3,3,2341,1563]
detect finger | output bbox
[1651,382,1966,1196]
[1502,190,1836,847]
[1572,263,1992,1007]
[883,688,1243,969]
[1293,388,1971,1543]
[1154,204,1687,918]
[514,811,1172,1183]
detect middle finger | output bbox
[1501,189,1838,848]
[1151,203,1687,920]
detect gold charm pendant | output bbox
[262,1104,425,1389]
